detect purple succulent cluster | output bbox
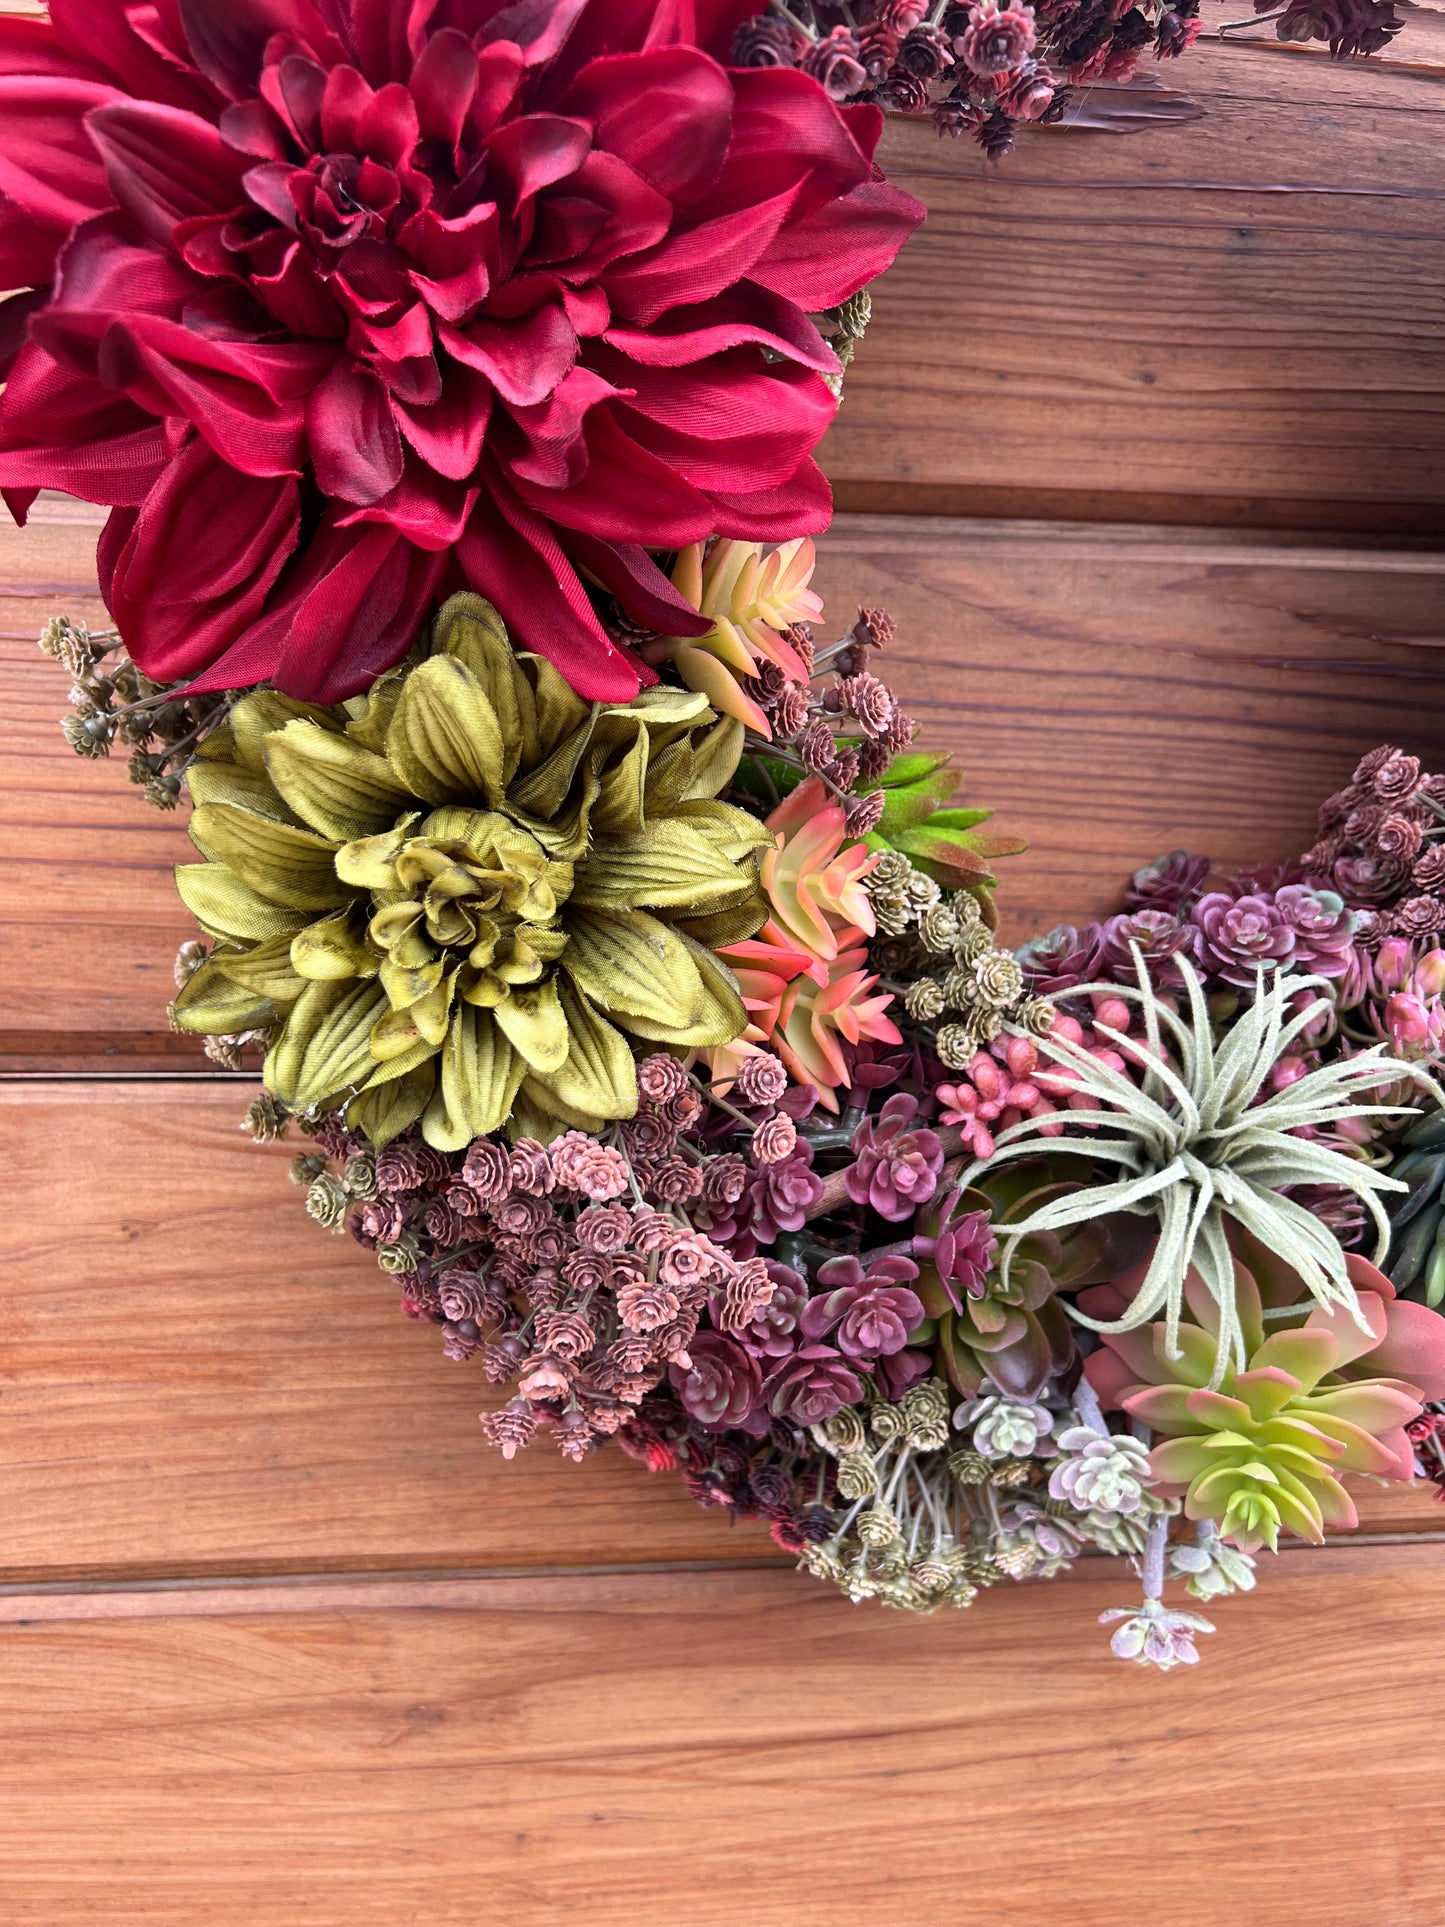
[314,1029,974,1469]
[844,1094,945,1219]
[1018,849,1364,1001]
[1306,746,1445,947]
[668,1253,928,1436]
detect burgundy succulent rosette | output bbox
[15,1,1445,1671]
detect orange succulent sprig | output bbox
[644,536,821,736]
[708,776,900,1108]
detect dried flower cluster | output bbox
[730,0,1405,164]
[39,616,230,808]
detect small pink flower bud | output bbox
[971,1056,1006,1102]
[1376,937,1415,993]
[1387,992,1432,1050]
[1092,995,1131,1033]
[1003,1035,1038,1078]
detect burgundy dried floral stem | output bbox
[803,1122,972,1220]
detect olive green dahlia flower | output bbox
[170,594,769,1147]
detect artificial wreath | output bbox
[8,0,1442,1671]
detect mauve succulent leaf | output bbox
[1121,1383,1197,1431]
[1302,1290,1389,1369]
[1185,1387,1259,1433]
[1350,1295,1445,1399]
[1302,1381,1424,1437]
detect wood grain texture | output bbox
[812,518,1445,937]
[836,12,1445,528]
[0,498,195,1059]
[8,504,1445,1056]
[0,1082,788,1583]
[2,1082,1437,1586]
[1,1560,1443,1926]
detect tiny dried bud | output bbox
[857,1503,902,1547]
[734,1051,789,1106]
[918,903,961,955]
[243,1091,290,1142]
[772,681,811,738]
[904,977,948,1021]
[375,1231,422,1276]
[835,1452,880,1500]
[796,719,838,773]
[750,1111,798,1165]
[1019,996,1056,1036]
[173,939,209,988]
[844,789,886,837]
[304,1171,349,1230]
[342,1152,378,1201]
[949,1449,991,1485]
[935,1021,979,1070]
[954,923,994,964]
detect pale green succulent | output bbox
[967,949,1436,1383]
[169,593,769,1147]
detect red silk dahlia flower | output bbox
[0,0,922,701]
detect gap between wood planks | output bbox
[3,1533,1445,1624]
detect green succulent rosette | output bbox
[170,593,770,1148]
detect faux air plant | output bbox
[12,0,1444,1672]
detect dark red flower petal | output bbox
[0,76,123,232]
[0,0,924,700]
[100,436,300,683]
[183,509,448,702]
[460,469,651,702]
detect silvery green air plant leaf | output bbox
[962,946,1443,1386]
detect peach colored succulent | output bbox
[709,920,900,1111]
[647,537,822,736]
[773,940,902,1110]
[706,921,820,1093]
[763,777,880,962]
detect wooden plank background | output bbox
[3,8,1445,1918]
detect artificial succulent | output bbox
[1084,1249,1445,1552]
[970,949,1432,1383]
[910,1155,1149,1399]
